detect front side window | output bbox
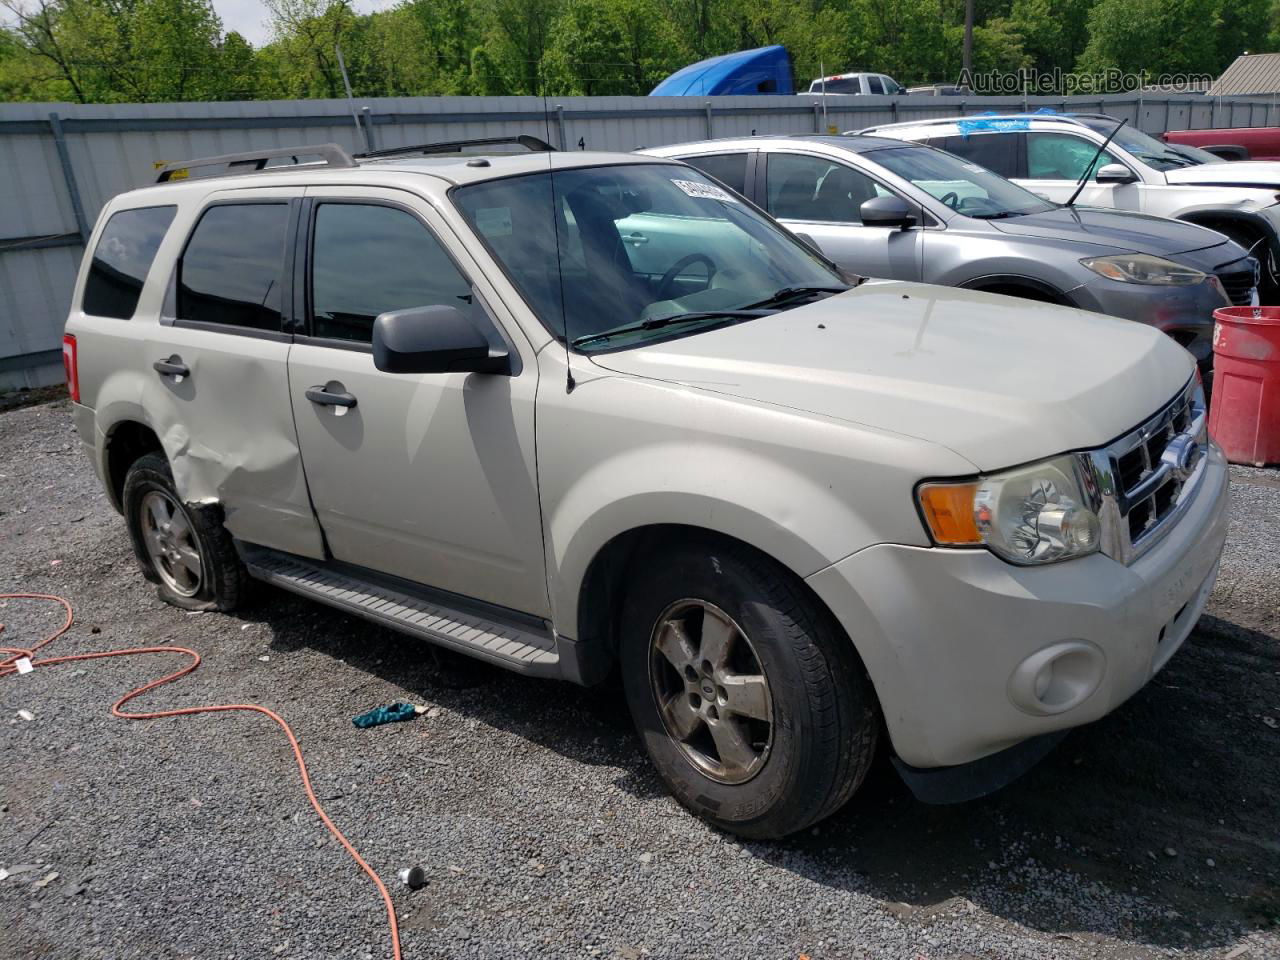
[82,205,176,319]
[870,145,1054,218]
[1025,133,1119,181]
[766,153,885,223]
[453,163,845,353]
[680,153,750,196]
[1072,118,1192,170]
[310,203,473,343]
[178,203,290,331]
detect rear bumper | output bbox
[70,401,105,487]
[806,443,1230,769]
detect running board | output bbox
[239,545,565,678]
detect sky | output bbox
[212,0,398,47]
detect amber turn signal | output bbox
[917,482,982,545]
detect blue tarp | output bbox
[649,46,794,96]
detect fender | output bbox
[956,273,1072,304]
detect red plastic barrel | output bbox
[1208,306,1280,466]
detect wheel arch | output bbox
[573,523,881,700]
[1176,209,1272,257]
[959,274,1072,305]
[103,418,164,512]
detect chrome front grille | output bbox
[1084,378,1208,565]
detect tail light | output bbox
[62,333,79,403]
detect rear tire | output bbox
[122,451,249,611]
[619,538,879,839]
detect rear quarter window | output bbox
[81,205,177,319]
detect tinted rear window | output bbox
[82,205,176,319]
[178,203,290,331]
[932,134,1020,178]
[680,153,750,195]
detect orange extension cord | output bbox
[0,592,403,960]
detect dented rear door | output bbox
[140,187,326,559]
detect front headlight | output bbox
[1080,253,1206,285]
[917,455,1101,565]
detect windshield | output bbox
[453,163,846,353]
[1073,118,1193,170]
[869,145,1055,218]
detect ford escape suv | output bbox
[64,138,1230,839]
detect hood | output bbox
[589,282,1193,471]
[1164,161,1280,188]
[988,205,1228,257]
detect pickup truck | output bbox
[64,138,1229,838]
[1162,127,1279,161]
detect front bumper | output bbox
[806,443,1230,769]
[1069,277,1227,366]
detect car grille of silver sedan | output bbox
[1216,261,1259,306]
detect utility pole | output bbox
[962,0,974,75]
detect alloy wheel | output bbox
[648,599,774,784]
[138,489,203,597]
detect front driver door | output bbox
[286,187,548,617]
[762,151,922,280]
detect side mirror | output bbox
[372,305,511,376]
[1095,163,1137,184]
[859,195,917,229]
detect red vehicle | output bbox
[1162,127,1280,162]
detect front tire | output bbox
[122,451,249,611]
[619,539,879,839]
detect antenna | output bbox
[335,45,371,153]
[541,91,574,393]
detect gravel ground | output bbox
[1,398,1277,960]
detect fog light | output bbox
[1008,641,1105,716]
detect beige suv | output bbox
[64,139,1228,838]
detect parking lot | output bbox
[0,396,1275,959]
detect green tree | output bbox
[1008,0,1093,74]
[1076,0,1220,77]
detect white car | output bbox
[66,138,1228,838]
[804,72,904,96]
[860,112,1279,295]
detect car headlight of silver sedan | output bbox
[1079,253,1206,285]
[917,455,1101,565]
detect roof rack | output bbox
[862,112,1102,134]
[154,143,356,183]
[358,135,557,160]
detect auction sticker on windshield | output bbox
[671,179,739,203]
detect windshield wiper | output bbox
[1065,118,1127,208]
[971,210,1025,220]
[740,285,849,310]
[570,310,768,348]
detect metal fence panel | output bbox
[2,91,1277,389]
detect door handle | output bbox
[623,233,649,244]
[306,385,358,408]
[153,356,189,379]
